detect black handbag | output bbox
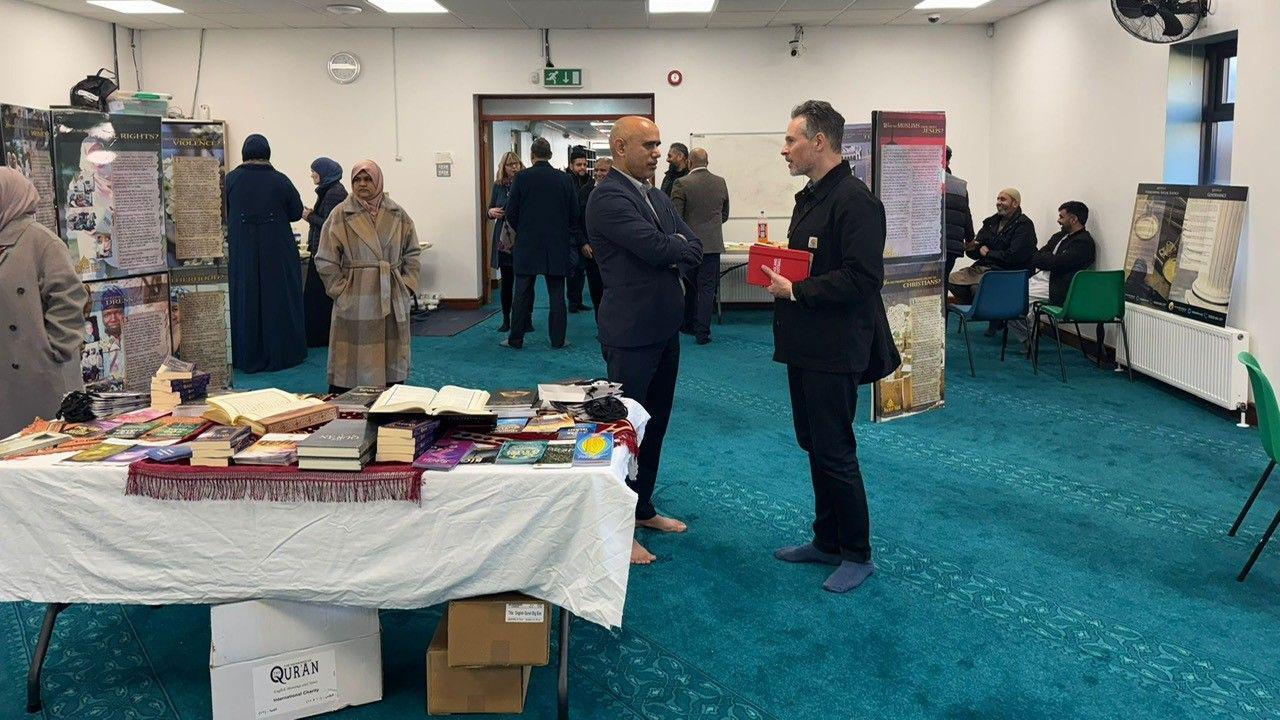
[69,69,119,112]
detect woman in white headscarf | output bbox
[0,168,89,436]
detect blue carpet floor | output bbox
[4,305,1279,720]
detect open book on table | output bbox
[202,389,327,428]
[369,385,493,415]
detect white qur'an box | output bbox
[209,599,382,720]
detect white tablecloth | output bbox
[0,401,647,628]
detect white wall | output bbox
[131,25,995,300]
[0,0,135,109]
[991,0,1280,377]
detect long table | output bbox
[0,399,647,717]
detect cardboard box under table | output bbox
[447,593,551,668]
[209,599,382,720]
[427,613,532,715]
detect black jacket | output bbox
[969,210,1037,270]
[574,180,595,250]
[944,173,974,258]
[1030,228,1096,305]
[660,165,688,197]
[305,181,347,254]
[773,162,900,380]
[586,169,702,348]
[503,161,579,276]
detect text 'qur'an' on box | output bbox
[746,242,813,288]
[427,614,531,716]
[446,593,551,668]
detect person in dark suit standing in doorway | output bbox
[501,137,578,350]
[762,100,900,593]
[574,156,612,317]
[586,116,703,565]
[671,148,729,344]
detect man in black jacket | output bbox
[1010,200,1096,344]
[574,157,610,316]
[566,146,592,312]
[948,187,1036,304]
[659,142,689,197]
[943,146,974,294]
[761,100,900,594]
[501,137,578,349]
[586,117,702,565]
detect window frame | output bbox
[1200,38,1237,185]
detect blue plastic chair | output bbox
[946,270,1029,377]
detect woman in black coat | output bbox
[225,134,306,372]
[302,157,347,347]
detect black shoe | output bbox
[696,337,711,345]
[552,341,571,349]
[497,322,510,332]
[500,339,522,349]
[568,306,580,314]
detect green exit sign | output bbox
[543,68,583,88]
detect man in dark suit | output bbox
[565,146,593,313]
[672,148,729,344]
[502,137,578,349]
[574,157,611,317]
[586,116,703,565]
[762,100,900,593]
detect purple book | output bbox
[412,439,475,471]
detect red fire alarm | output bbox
[667,70,683,87]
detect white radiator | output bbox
[718,253,772,304]
[1117,302,1250,411]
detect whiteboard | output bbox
[690,132,807,220]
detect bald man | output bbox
[671,148,729,344]
[585,116,703,565]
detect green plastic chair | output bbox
[1229,351,1280,581]
[1030,270,1132,383]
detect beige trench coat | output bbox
[315,194,421,388]
[0,217,89,436]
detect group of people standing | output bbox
[224,134,420,392]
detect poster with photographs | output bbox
[1122,183,1248,326]
[874,261,946,422]
[872,111,946,260]
[162,120,227,264]
[1,104,57,233]
[169,264,233,389]
[51,109,165,281]
[81,273,172,392]
[842,123,873,191]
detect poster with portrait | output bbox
[169,264,232,390]
[0,104,58,233]
[1122,183,1248,326]
[162,120,227,265]
[841,122,872,191]
[51,109,165,281]
[874,260,947,421]
[81,273,172,392]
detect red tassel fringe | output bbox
[126,462,422,504]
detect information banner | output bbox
[841,123,873,190]
[52,109,165,281]
[1,104,58,233]
[871,111,947,422]
[1122,183,1248,326]
[169,264,233,389]
[81,273,172,392]
[162,120,227,264]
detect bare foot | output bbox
[631,539,656,565]
[636,514,687,533]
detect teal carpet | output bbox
[5,305,1279,719]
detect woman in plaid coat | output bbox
[315,160,421,392]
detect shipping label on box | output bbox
[505,602,545,624]
[250,649,339,719]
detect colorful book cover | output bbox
[495,440,548,464]
[486,388,537,408]
[535,440,575,468]
[107,421,162,440]
[412,439,475,471]
[191,425,250,445]
[102,446,154,464]
[66,442,135,463]
[147,445,192,462]
[573,432,614,466]
[522,414,574,434]
[112,408,172,423]
[494,418,527,434]
[556,423,599,440]
[140,419,207,441]
[460,447,500,464]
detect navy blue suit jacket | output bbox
[585,169,703,348]
[503,161,578,276]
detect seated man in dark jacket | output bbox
[948,187,1036,305]
[1010,200,1096,344]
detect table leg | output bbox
[558,607,572,720]
[26,602,68,713]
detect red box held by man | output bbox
[746,243,812,287]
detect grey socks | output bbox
[773,543,842,566]
[822,561,875,593]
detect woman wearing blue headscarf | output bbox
[225,133,306,372]
[302,157,347,347]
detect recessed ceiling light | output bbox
[87,0,183,13]
[648,0,716,14]
[327,4,363,14]
[913,0,992,8]
[366,0,448,12]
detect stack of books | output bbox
[89,391,150,418]
[151,371,211,411]
[375,418,441,463]
[189,425,253,467]
[484,388,540,418]
[330,386,387,414]
[232,433,308,466]
[297,419,377,471]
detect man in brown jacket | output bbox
[671,148,729,344]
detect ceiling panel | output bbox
[647,13,711,28]
[840,0,917,9]
[706,10,776,26]
[713,0,784,10]
[581,3,648,28]
[827,8,903,24]
[215,0,311,11]
[338,10,467,26]
[156,12,232,26]
[507,1,590,28]
[186,12,289,26]
[448,1,530,28]
[779,0,854,10]
[767,9,841,25]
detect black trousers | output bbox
[602,335,680,520]
[787,366,871,563]
[584,257,604,318]
[510,274,566,347]
[944,253,958,301]
[682,253,720,340]
[567,255,586,308]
